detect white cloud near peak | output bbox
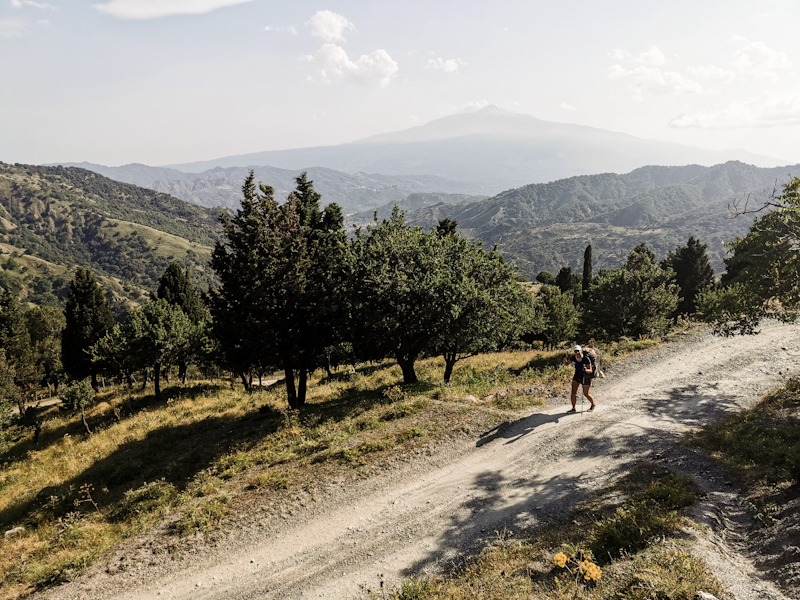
[607,64,706,100]
[670,91,800,129]
[307,10,355,43]
[94,0,252,20]
[306,43,398,88]
[0,17,30,37]
[426,57,466,74]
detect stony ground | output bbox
[41,322,800,600]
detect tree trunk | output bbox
[178,360,189,385]
[154,362,161,397]
[81,407,92,435]
[297,359,307,407]
[443,352,457,384]
[325,352,333,379]
[91,372,99,391]
[283,357,299,409]
[125,372,133,388]
[141,369,148,391]
[237,371,251,391]
[396,355,418,384]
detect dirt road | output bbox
[46,322,800,600]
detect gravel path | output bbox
[43,321,800,600]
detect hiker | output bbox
[562,345,596,413]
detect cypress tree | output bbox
[582,244,593,293]
[662,236,714,316]
[157,262,203,324]
[62,268,114,389]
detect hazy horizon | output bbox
[2,0,798,168]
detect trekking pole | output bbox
[580,377,584,415]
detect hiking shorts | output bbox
[573,374,593,387]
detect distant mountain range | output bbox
[161,106,787,190]
[51,163,487,214]
[403,161,800,278]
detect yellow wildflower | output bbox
[553,552,568,568]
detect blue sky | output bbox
[1,0,799,167]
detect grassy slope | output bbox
[0,341,661,599]
[0,163,221,304]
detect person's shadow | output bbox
[477,410,566,447]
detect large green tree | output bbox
[62,268,114,388]
[25,305,66,396]
[0,288,37,413]
[210,172,348,407]
[156,262,208,382]
[534,286,580,348]
[430,228,536,383]
[583,244,679,339]
[699,178,800,335]
[661,236,714,317]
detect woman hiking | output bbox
[562,345,596,413]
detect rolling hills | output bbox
[0,163,222,311]
[404,161,800,277]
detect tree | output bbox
[62,268,114,388]
[25,306,66,396]
[555,266,574,293]
[0,351,18,450]
[535,271,556,286]
[584,251,679,339]
[534,286,580,348]
[0,288,37,413]
[60,378,95,435]
[156,262,207,382]
[582,244,593,294]
[625,242,657,271]
[350,209,452,383]
[210,171,348,407]
[661,236,714,317]
[699,178,800,335]
[430,230,536,383]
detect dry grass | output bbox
[0,339,658,598]
[368,469,723,600]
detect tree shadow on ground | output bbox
[477,411,565,447]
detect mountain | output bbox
[403,161,800,278]
[162,106,787,191]
[0,163,222,312]
[349,192,486,225]
[51,163,488,214]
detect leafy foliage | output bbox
[700,178,800,335]
[661,236,714,317]
[533,286,579,348]
[210,171,348,406]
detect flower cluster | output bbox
[578,559,602,581]
[552,549,602,583]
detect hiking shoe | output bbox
[566,408,577,414]
[588,405,595,412]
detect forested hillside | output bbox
[0,163,222,306]
[406,162,800,276]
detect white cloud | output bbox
[11,0,55,8]
[608,64,706,99]
[730,41,791,81]
[0,17,29,37]
[686,64,736,83]
[265,24,297,35]
[669,91,800,129]
[560,102,577,111]
[632,45,668,66]
[306,10,355,43]
[426,57,466,74]
[306,43,398,88]
[94,0,252,20]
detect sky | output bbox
[1,0,799,167]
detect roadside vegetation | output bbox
[368,466,723,600]
[693,375,800,524]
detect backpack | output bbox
[583,348,603,378]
